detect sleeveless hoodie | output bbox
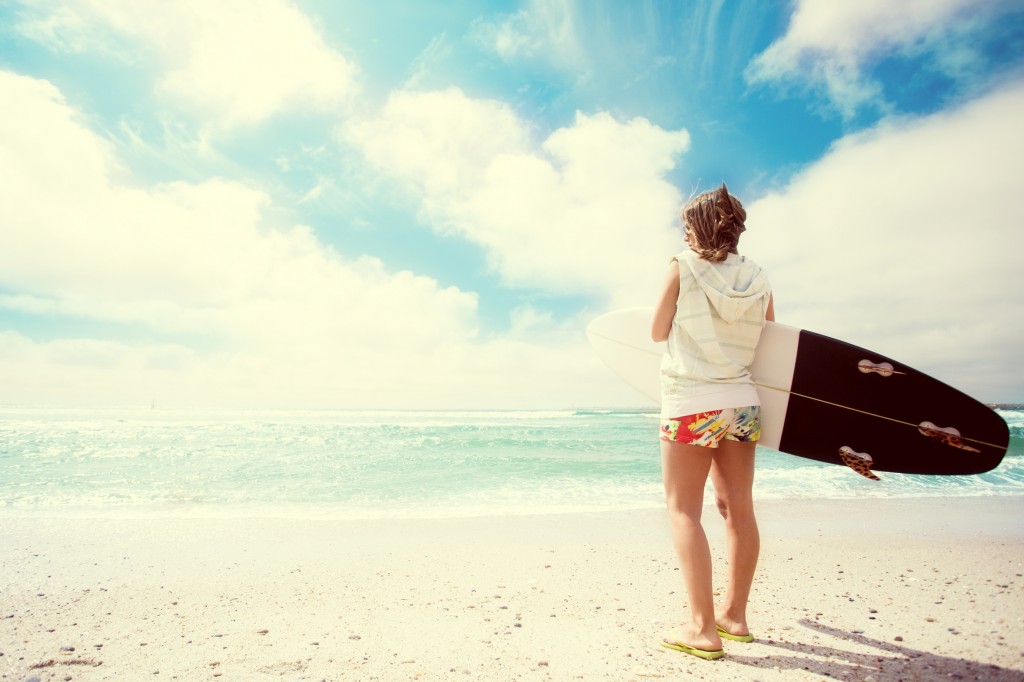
[660,249,772,419]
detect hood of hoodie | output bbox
[681,250,771,323]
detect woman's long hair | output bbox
[681,183,746,263]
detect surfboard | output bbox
[586,307,1009,480]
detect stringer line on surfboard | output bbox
[756,384,1005,452]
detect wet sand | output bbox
[2,496,1023,680]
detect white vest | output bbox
[660,250,772,419]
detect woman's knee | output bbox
[715,495,729,519]
[715,494,755,523]
[665,492,704,522]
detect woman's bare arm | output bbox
[651,260,680,342]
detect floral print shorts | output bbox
[659,406,761,447]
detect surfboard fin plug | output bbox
[857,359,906,377]
[917,422,982,453]
[839,446,881,480]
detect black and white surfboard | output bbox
[586,308,1009,480]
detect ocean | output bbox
[1,407,1022,519]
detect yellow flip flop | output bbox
[661,628,724,660]
[716,624,754,643]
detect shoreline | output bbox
[3,491,1024,522]
[3,496,1023,680]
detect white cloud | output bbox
[0,70,644,409]
[404,32,454,90]
[471,0,584,66]
[344,87,690,306]
[741,79,1024,401]
[15,0,358,131]
[0,71,472,348]
[0,326,636,410]
[345,88,532,201]
[746,0,1007,117]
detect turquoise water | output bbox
[0,407,1021,518]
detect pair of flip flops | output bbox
[660,625,754,660]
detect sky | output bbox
[1,0,1022,410]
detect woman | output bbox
[651,183,774,660]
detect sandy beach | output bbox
[2,496,1023,681]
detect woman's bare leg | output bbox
[660,439,723,651]
[709,438,759,636]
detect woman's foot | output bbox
[661,624,724,660]
[715,614,754,643]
